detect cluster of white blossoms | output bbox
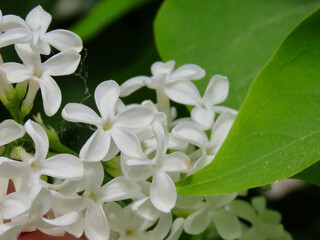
[0,5,292,240]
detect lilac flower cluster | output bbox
[0,6,291,240]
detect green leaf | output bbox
[293,161,320,186]
[154,0,320,109]
[72,0,150,42]
[176,8,320,195]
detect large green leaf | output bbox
[176,8,320,195]
[154,0,320,109]
[294,162,320,186]
[72,0,150,42]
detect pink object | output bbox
[19,231,86,240]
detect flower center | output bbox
[88,192,99,203]
[103,121,113,131]
[125,229,134,236]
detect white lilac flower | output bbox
[122,121,192,213]
[0,119,25,146]
[172,111,236,171]
[105,202,176,240]
[228,197,292,240]
[120,61,205,120]
[24,5,83,54]
[0,44,81,116]
[105,202,156,240]
[62,80,154,161]
[166,74,236,130]
[0,6,82,54]
[0,120,83,191]
[51,162,141,240]
[0,10,32,48]
[183,193,242,240]
[120,61,205,97]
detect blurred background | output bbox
[0,0,319,239]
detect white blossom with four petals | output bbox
[62,80,155,161]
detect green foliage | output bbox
[175,8,320,195]
[72,0,151,42]
[154,0,320,109]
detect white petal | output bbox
[102,139,119,161]
[150,171,176,213]
[209,111,236,152]
[191,106,215,130]
[43,50,81,76]
[0,192,30,219]
[0,15,27,30]
[15,43,41,68]
[95,80,120,121]
[41,154,83,180]
[150,213,172,240]
[203,74,229,105]
[0,62,32,83]
[111,128,142,158]
[100,176,140,202]
[63,213,85,238]
[80,130,110,162]
[85,203,110,240]
[213,106,238,115]
[42,212,79,227]
[170,64,205,81]
[168,134,188,150]
[205,192,238,208]
[62,103,102,126]
[165,80,201,105]
[192,155,213,172]
[0,28,31,48]
[121,156,153,182]
[104,202,128,232]
[0,178,8,198]
[175,195,203,209]
[212,209,242,240]
[38,75,61,116]
[29,185,51,215]
[84,162,104,192]
[37,226,65,236]
[152,121,168,162]
[251,196,266,215]
[166,217,185,240]
[120,76,149,97]
[0,157,26,178]
[26,5,52,32]
[0,222,23,240]
[51,191,86,213]
[126,159,153,166]
[161,152,192,173]
[44,29,83,52]
[30,36,51,55]
[25,120,48,161]
[227,199,257,224]
[151,61,175,75]
[131,197,161,221]
[114,106,154,129]
[184,207,212,234]
[0,119,25,146]
[172,121,208,148]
